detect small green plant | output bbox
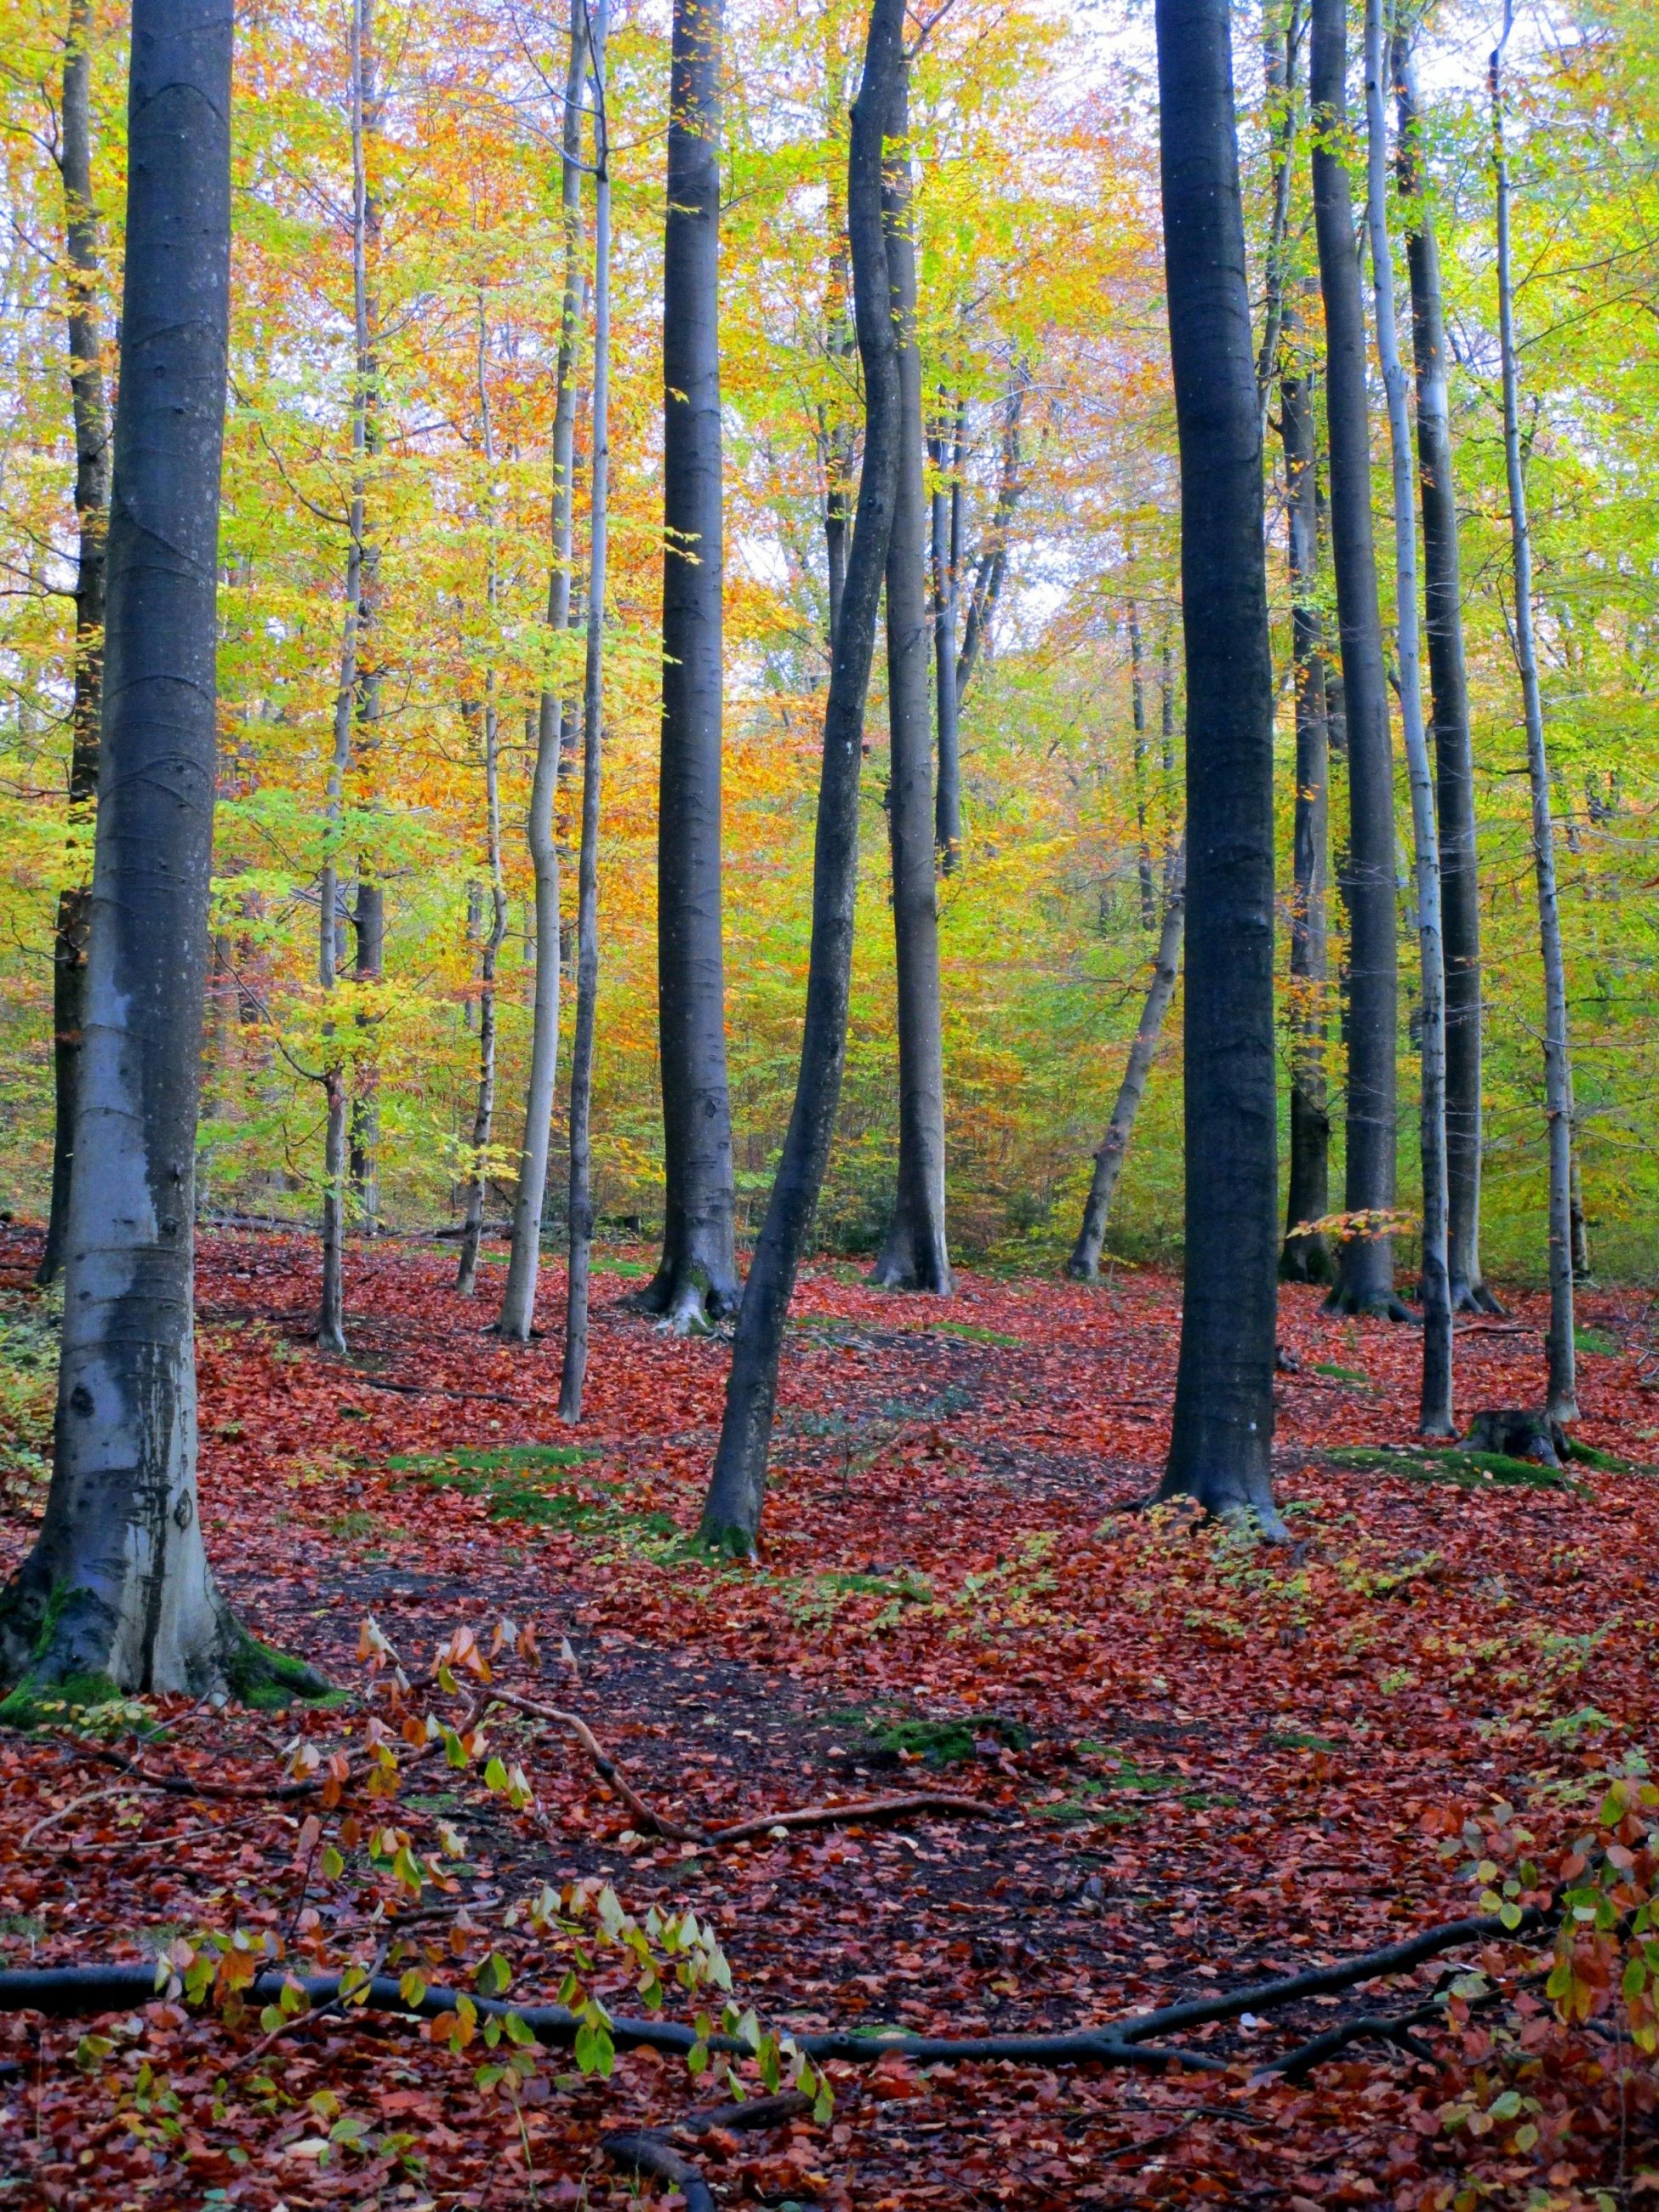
[1312,1360,1370,1385]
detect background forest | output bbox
[3,0,1654,1288]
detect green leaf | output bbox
[484,1756,510,1793]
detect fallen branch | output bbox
[601,2131,715,2212]
[1252,2003,1440,2081]
[362,1376,520,1406]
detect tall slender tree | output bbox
[561,0,613,1423]
[698,0,904,1555]
[37,0,110,1291]
[499,9,586,1344]
[646,0,740,1334]
[1151,0,1285,1536]
[0,0,316,1705]
[1394,31,1496,1314]
[1311,0,1408,1320]
[1365,0,1452,1434]
[1492,6,1576,1424]
[930,396,965,866]
[872,55,950,1296]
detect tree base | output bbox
[1451,1280,1507,1317]
[633,1259,740,1337]
[1064,1252,1099,1283]
[1279,1236,1333,1286]
[1320,1285,1417,1322]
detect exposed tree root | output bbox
[601,2130,716,2212]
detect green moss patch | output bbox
[392,1445,674,1540]
[1328,1445,1585,1493]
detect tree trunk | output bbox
[1278,290,1334,1286]
[955,369,1028,703]
[1151,0,1285,1536]
[559,1,612,1423]
[647,0,740,1333]
[38,0,110,1291]
[1394,37,1495,1317]
[698,0,904,1555]
[1311,0,1407,1320]
[455,697,507,1295]
[1492,17,1576,1424]
[871,65,951,1297]
[1365,0,1453,1435]
[1129,605,1158,929]
[1068,835,1186,1281]
[1,0,317,1708]
[930,396,965,868]
[499,9,585,1344]
[348,876,383,1230]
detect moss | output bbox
[224,1634,333,1712]
[0,1670,123,1730]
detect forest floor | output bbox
[1,1225,1656,2210]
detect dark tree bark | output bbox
[38,0,110,1291]
[1310,0,1407,1320]
[1129,605,1158,929]
[1,0,316,1706]
[1151,0,1285,1536]
[871,62,950,1297]
[1277,288,1334,1285]
[954,369,1028,704]
[1068,835,1186,1281]
[697,0,904,1555]
[499,9,584,1344]
[560,0,613,1423]
[1394,34,1497,1316]
[930,396,965,867]
[646,0,740,1334]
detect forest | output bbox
[0,0,1656,2202]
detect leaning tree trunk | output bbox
[1311,0,1408,1320]
[37,0,110,1291]
[1493,15,1576,1425]
[871,62,951,1297]
[930,396,965,867]
[559,0,612,1424]
[698,0,904,1556]
[647,0,740,1333]
[1394,34,1496,1316]
[1068,835,1187,1281]
[1151,0,1285,1536]
[499,9,586,1344]
[0,0,318,1709]
[1365,0,1453,1434]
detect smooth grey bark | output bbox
[1068,835,1187,1281]
[38,0,110,1291]
[697,0,904,1554]
[1151,0,1285,1536]
[646,0,739,1332]
[1253,0,1303,436]
[929,397,965,868]
[559,1,612,1423]
[499,11,585,1343]
[954,368,1028,704]
[1365,0,1452,1435]
[1128,605,1158,929]
[454,692,506,1293]
[1278,286,1334,1285]
[1394,36,1495,1316]
[0,0,316,1703]
[1310,0,1408,1320]
[1492,12,1576,1423]
[871,64,950,1297]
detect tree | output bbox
[499,7,586,1345]
[871,54,951,1297]
[646,0,741,1334]
[1492,6,1576,1425]
[1150,0,1285,1536]
[561,0,613,1423]
[698,0,905,1556]
[1364,0,1452,1434]
[1310,0,1408,1320]
[1394,29,1496,1316]
[0,0,316,1707]
[36,0,109,1292]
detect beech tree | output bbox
[1310,0,1408,1320]
[36,0,108,1293]
[646,0,741,1334]
[872,55,951,1296]
[1150,0,1285,1536]
[698,0,904,1555]
[0,0,314,1707]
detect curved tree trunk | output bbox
[499,12,585,1345]
[1365,0,1453,1434]
[0,0,316,1707]
[1492,20,1576,1425]
[647,0,740,1333]
[1394,36,1496,1318]
[1068,835,1186,1282]
[1311,0,1407,1320]
[560,1,612,1423]
[1151,0,1285,1536]
[871,63,950,1297]
[38,0,110,1291]
[698,0,904,1555]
